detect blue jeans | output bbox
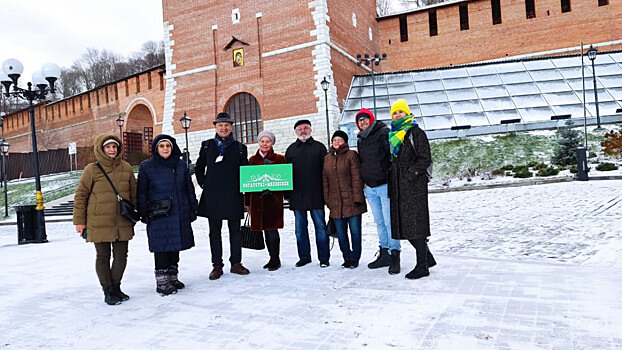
[334,215,362,263]
[293,209,330,263]
[364,184,401,253]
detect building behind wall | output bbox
[161,0,380,155]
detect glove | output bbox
[354,202,364,206]
[261,189,272,197]
[191,211,198,222]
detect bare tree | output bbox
[129,41,165,72]
[400,0,447,9]
[57,67,83,98]
[377,0,393,16]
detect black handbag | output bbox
[240,214,265,250]
[326,217,338,238]
[96,162,140,225]
[147,198,172,218]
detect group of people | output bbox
[73,99,436,306]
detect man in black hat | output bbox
[285,119,330,267]
[195,112,250,280]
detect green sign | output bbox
[239,164,293,192]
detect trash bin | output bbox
[15,205,38,244]
[575,147,588,181]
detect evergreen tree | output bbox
[551,120,582,166]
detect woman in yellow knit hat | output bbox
[387,99,437,279]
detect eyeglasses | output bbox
[296,126,311,131]
[332,137,345,143]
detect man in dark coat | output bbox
[388,99,436,280]
[285,119,330,267]
[356,108,401,274]
[195,112,250,280]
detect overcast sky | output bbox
[0,0,163,87]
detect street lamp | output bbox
[0,139,9,217]
[180,112,192,168]
[586,45,601,129]
[320,77,330,145]
[356,53,387,118]
[1,58,60,243]
[116,115,125,143]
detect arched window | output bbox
[225,92,262,144]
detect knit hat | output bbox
[331,130,349,143]
[257,130,276,144]
[390,99,411,120]
[294,119,312,129]
[102,138,119,147]
[213,112,234,125]
[355,108,375,131]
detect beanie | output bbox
[331,130,349,143]
[390,99,411,120]
[257,130,276,144]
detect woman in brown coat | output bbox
[245,130,286,271]
[323,130,367,268]
[73,133,137,305]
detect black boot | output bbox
[103,285,121,305]
[155,269,177,295]
[112,283,130,301]
[405,239,430,280]
[388,250,401,275]
[264,232,281,271]
[168,265,185,290]
[367,247,391,269]
[427,250,437,268]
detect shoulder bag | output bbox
[240,213,265,250]
[96,162,140,225]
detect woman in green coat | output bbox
[73,133,137,305]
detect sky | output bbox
[0,0,164,87]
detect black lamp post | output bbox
[1,58,60,243]
[356,53,387,118]
[180,112,192,168]
[586,45,601,129]
[0,139,9,217]
[320,77,330,145]
[116,115,125,143]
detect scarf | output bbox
[357,119,377,140]
[389,116,418,159]
[215,134,235,154]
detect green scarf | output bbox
[389,116,418,159]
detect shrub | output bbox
[526,161,538,168]
[536,166,560,177]
[513,167,532,178]
[596,162,618,171]
[534,162,548,170]
[569,165,578,174]
[505,171,513,176]
[127,151,150,165]
[513,165,529,173]
[601,130,622,158]
[492,169,504,176]
[500,164,514,171]
[551,120,582,166]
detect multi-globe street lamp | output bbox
[1,58,61,243]
[320,77,330,146]
[356,53,387,118]
[586,45,601,129]
[0,139,9,217]
[180,112,192,168]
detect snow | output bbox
[1,180,621,349]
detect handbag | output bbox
[240,213,265,250]
[326,217,338,238]
[96,162,140,225]
[147,198,172,218]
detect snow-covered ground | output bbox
[1,180,621,349]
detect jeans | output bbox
[208,218,242,266]
[364,184,401,253]
[293,209,330,263]
[334,215,362,263]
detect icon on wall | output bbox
[233,48,244,67]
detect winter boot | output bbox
[388,250,401,275]
[155,269,177,295]
[103,285,121,305]
[266,238,281,271]
[427,250,437,268]
[405,239,430,280]
[168,265,185,290]
[367,247,391,269]
[112,283,130,301]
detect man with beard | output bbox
[285,120,330,267]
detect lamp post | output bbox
[180,112,192,168]
[320,77,330,145]
[586,45,601,129]
[116,115,125,143]
[0,139,9,217]
[356,53,387,118]
[1,58,60,243]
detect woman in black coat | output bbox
[137,134,198,295]
[388,99,437,280]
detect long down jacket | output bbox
[137,135,198,253]
[389,126,432,240]
[323,144,367,219]
[244,148,286,231]
[73,133,136,243]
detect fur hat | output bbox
[257,130,276,144]
[390,99,411,120]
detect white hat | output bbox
[102,138,119,147]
